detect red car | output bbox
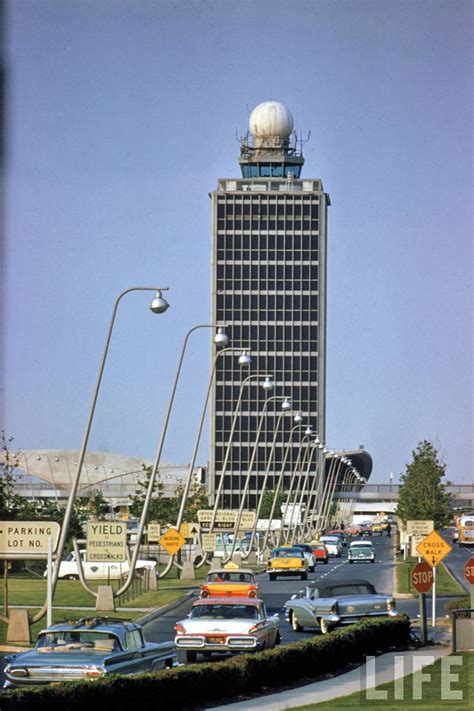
[310,542,329,564]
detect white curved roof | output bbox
[249,101,294,138]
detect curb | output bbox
[137,590,197,625]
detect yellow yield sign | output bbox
[159,528,186,555]
[416,530,452,567]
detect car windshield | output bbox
[190,604,259,620]
[272,548,303,558]
[327,584,376,596]
[207,572,254,583]
[36,631,121,653]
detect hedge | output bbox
[0,616,411,710]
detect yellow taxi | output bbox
[200,563,260,598]
[267,546,308,581]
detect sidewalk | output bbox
[205,644,452,711]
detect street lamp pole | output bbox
[287,440,323,544]
[33,286,170,622]
[279,428,314,545]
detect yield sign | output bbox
[416,529,452,568]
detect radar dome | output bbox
[249,101,294,139]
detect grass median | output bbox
[289,652,474,710]
[396,559,465,596]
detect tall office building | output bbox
[210,101,330,509]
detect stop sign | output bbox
[411,561,434,593]
[464,557,474,585]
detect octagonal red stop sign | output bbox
[464,557,474,585]
[411,561,434,593]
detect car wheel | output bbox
[320,618,332,635]
[349,559,353,564]
[371,559,375,563]
[301,572,308,580]
[275,630,282,645]
[291,611,303,632]
[66,574,79,580]
[269,573,276,581]
[324,558,328,564]
[186,650,197,663]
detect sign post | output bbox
[411,561,434,645]
[416,530,452,628]
[464,557,474,619]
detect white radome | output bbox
[249,101,294,139]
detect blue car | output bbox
[3,617,176,688]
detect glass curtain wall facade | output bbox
[209,152,330,510]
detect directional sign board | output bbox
[179,522,200,539]
[464,557,474,585]
[407,520,434,537]
[87,521,127,562]
[239,511,256,530]
[0,521,61,559]
[416,530,452,568]
[197,509,237,530]
[159,528,186,555]
[411,561,434,593]
[147,522,161,543]
[201,533,217,553]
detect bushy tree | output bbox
[396,439,453,529]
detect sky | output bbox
[1,0,472,485]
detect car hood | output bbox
[179,619,257,634]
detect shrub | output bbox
[0,616,411,710]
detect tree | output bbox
[396,439,453,529]
[1,431,26,518]
[258,489,288,520]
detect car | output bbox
[293,543,317,571]
[267,547,309,580]
[3,617,176,688]
[45,549,157,580]
[310,542,329,564]
[371,523,384,535]
[345,524,362,536]
[319,536,343,557]
[283,579,398,635]
[358,522,373,536]
[327,529,348,546]
[347,543,376,563]
[174,597,280,662]
[200,566,260,598]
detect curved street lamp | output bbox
[33,286,170,622]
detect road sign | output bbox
[416,530,452,567]
[410,534,427,558]
[197,509,237,530]
[464,557,474,585]
[407,520,434,536]
[147,522,161,543]
[201,533,217,553]
[159,528,186,555]
[239,511,256,530]
[411,561,434,593]
[0,521,61,559]
[87,521,127,562]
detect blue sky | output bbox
[2,0,472,484]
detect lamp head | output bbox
[238,350,252,366]
[293,411,303,423]
[281,398,292,411]
[262,375,274,391]
[305,425,313,436]
[214,327,229,347]
[150,291,170,314]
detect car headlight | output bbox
[330,603,338,614]
[387,599,395,611]
[7,667,28,678]
[85,667,104,679]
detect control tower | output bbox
[209,101,330,508]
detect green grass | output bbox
[290,653,474,710]
[396,559,465,596]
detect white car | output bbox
[46,550,157,580]
[174,597,280,663]
[319,536,342,557]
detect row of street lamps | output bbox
[30,286,365,619]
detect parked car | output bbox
[174,597,280,662]
[283,579,398,635]
[293,543,317,571]
[267,547,309,580]
[200,566,260,598]
[347,542,376,563]
[319,535,343,557]
[3,617,176,688]
[45,550,157,580]
[310,542,329,564]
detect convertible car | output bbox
[200,566,260,598]
[284,579,398,634]
[3,618,176,688]
[174,597,280,662]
